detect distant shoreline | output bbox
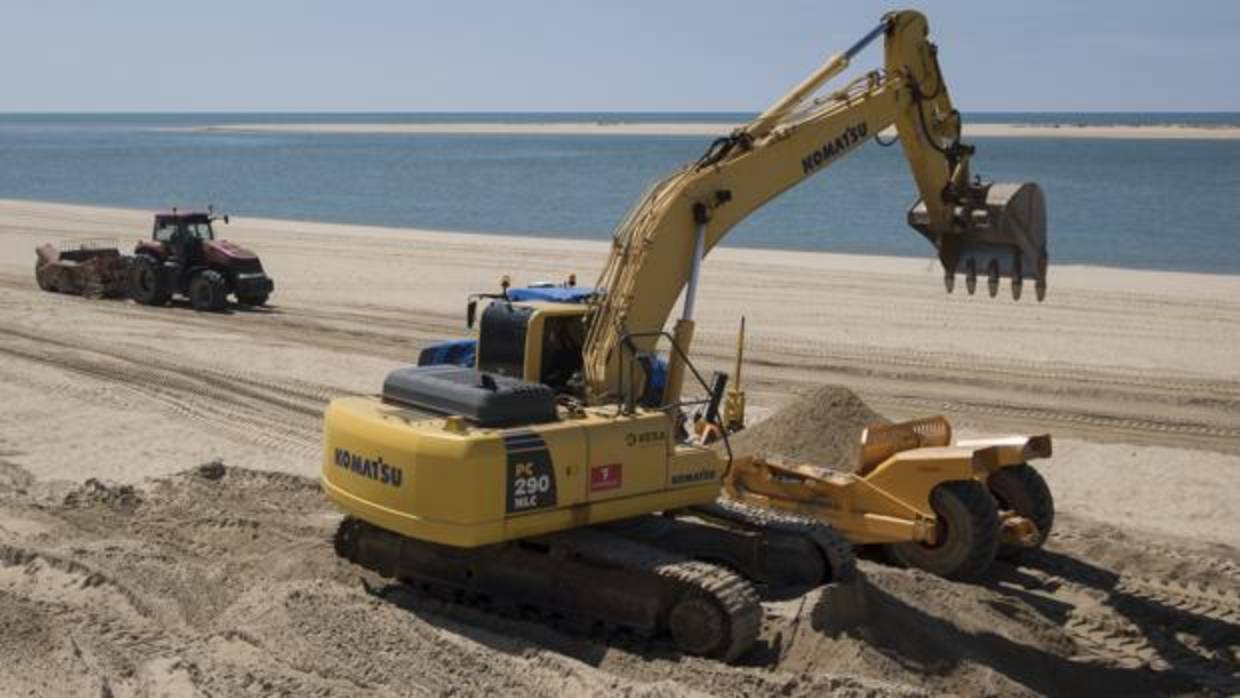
[5,196,1238,277]
[186,122,1240,140]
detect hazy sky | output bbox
[2,1,1236,112]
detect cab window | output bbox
[540,315,585,389]
[154,222,178,242]
[186,222,214,240]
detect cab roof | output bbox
[154,211,212,223]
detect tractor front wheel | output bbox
[883,480,1000,582]
[189,270,228,312]
[128,255,171,306]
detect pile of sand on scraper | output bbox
[723,385,889,472]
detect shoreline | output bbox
[186,121,1240,140]
[6,196,1238,280]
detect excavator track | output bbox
[692,498,858,585]
[334,517,762,662]
[595,501,857,594]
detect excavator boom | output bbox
[583,10,1048,404]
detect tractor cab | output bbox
[154,212,217,242]
[138,210,228,261]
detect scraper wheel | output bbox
[883,480,999,581]
[988,463,1055,560]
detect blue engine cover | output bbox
[506,286,597,304]
[417,339,477,368]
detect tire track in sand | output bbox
[0,326,326,460]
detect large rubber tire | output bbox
[883,480,1000,582]
[128,255,171,306]
[188,270,228,312]
[988,463,1055,560]
[236,292,269,307]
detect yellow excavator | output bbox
[324,9,1051,662]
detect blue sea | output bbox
[1,112,1237,273]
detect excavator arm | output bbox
[583,10,1048,405]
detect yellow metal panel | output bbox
[322,397,725,548]
[322,398,505,526]
[668,446,725,489]
[581,409,673,502]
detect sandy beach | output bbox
[193,121,1240,140]
[2,199,1238,695]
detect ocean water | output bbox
[0,113,1237,274]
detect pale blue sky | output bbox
[1,1,1236,112]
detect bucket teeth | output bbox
[910,181,1048,302]
[945,265,1042,301]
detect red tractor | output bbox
[127,210,274,311]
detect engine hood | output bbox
[204,239,259,260]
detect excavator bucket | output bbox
[909,182,1049,301]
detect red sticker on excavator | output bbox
[590,464,622,491]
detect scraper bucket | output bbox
[909,182,1048,301]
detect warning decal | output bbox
[590,463,622,492]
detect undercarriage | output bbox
[334,501,856,661]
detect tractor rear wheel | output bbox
[236,292,269,307]
[883,480,1000,581]
[189,270,228,312]
[128,255,171,305]
[35,260,56,292]
[988,464,1055,560]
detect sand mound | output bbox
[725,385,888,471]
[2,462,1236,696]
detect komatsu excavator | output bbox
[324,10,1051,662]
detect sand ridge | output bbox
[1,443,1236,694]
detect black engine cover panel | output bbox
[382,364,556,427]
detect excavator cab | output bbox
[475,301,590,392]
[459,282,672,400]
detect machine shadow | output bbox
[986,549,1240,694]
[809,573,1194,697]
[366,579,639,667]
[365,575,816,669]
[150,297,280,315]
[353,546,1233,696]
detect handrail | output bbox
[618,329,734,468]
